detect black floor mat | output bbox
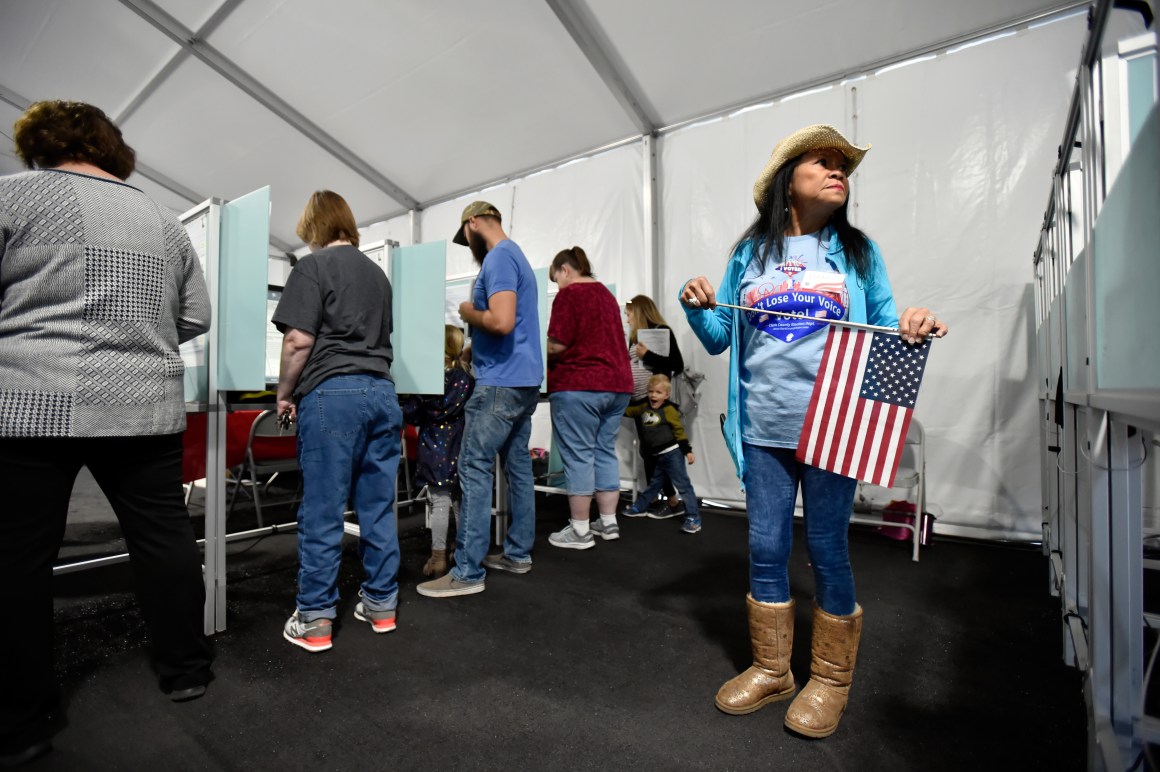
[34,495,1084,771]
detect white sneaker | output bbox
[549,524,596,550]
[589,519,620,541]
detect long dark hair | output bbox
[732,155,873,282]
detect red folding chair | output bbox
[228,409,299,526]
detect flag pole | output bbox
[709,302,902,335]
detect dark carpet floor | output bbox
[33,487,1084,771]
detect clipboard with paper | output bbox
[636,328,670,357]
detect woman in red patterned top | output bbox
[544,247,633,550]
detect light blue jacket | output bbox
[681,229,900,488]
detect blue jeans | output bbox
[295,374,402,621]
[549,390,630,496]
[742,443,858,615]
[632,448,699,515]
[452,385,540,583]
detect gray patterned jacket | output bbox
[0,169,212,437]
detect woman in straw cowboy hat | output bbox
[679,124,948,738]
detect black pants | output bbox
[0,433,214,753]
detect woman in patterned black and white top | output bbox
[0,100,214,765]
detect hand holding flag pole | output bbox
[708,302,943,338]
[684,286,944,487]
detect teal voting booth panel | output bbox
[180,204,214,403]
[1093,104,1160,391]
[1127,53,1157,146]
[218,187,270,392]
[535,267,549,394]
[1064,251,1088,391]
[392,241,447,395]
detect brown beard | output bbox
[467,229,489,265]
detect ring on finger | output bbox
[924,314,937,322]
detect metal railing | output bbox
[1033,2,1159,769]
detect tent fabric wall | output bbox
[360,214,417,249]
[853,22,1084,536]
[0,1,1097,247]
[119,53,399,251]
[271,14,1091,539]
[352,16,1087,539]
[421,143,646,291]
[204,0,639,207]
[659,17,1085,538]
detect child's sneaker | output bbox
[681,515,702,534]
[620,504,648,518]
[283,610,333,652]
[649,502,685,520]
[354,594,397,634]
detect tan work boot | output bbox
[784,603,863,738]
[715,596,796,714]
[423,549,450,578]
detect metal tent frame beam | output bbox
[1,82,296,254]
[543,0,658,135]
[363,1,1093,224]
[118,0,421,211]
[116,0,245,126]
[81,0,1089,255]
[543,0,662,295]
[658,0,1091,133]
[355,1,1091,287]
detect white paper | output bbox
[637,328,669,357]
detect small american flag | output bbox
[796,326,931,487]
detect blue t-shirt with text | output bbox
[470,240,543,388]
[739,233,849,447]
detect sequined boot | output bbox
[784,603,863,738]
[715,596,796,714]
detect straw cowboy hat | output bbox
[752,124,870,209]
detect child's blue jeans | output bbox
[632,448,698,515]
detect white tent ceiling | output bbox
[0,0,1084,249]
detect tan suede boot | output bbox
[715,596,796,714]
[423,549,450,578]
[784,603,863,738]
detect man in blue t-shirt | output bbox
[417,201,543,598]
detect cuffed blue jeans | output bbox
[452,385,540,583]
[296,374,402,621]
[549,390,630,496]
[742,443,858,615]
